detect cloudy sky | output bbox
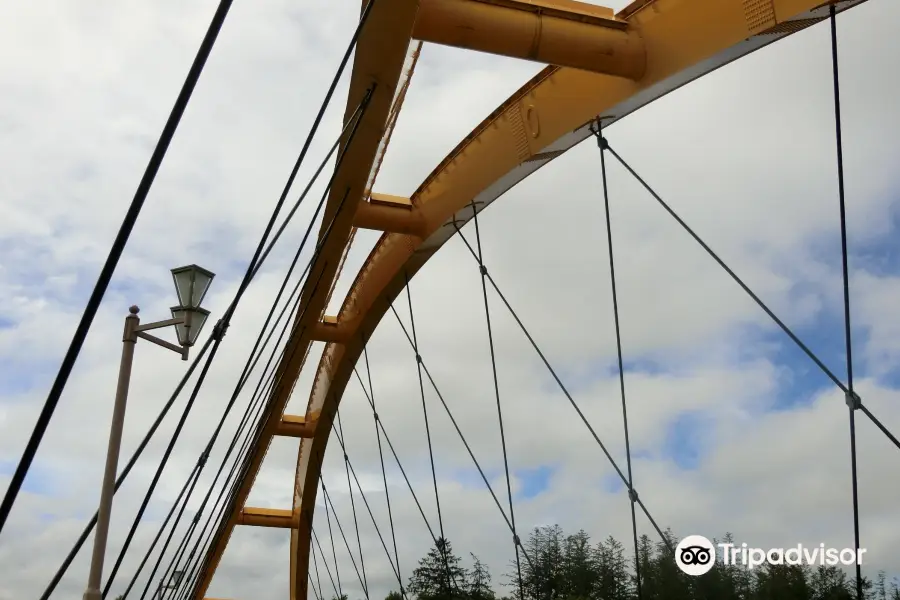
[2,0,900,599]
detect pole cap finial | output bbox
[129,305,140,315]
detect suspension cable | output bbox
[591,125,642,598]
[361,343,404,595]
[601,140,844,392]
[403,271,452,594]
[351,367,463,594]
[309,571,324,600]
[177,184,362,600]
[166,262,332,600]
[468,202,525,599]
[332,409,407,596]
[321,477,369,598]
[105,86,373,596]
[141,88,372,594]
[828,8,862,599]
[313,526,342,600]
[129,448,208,600]
[451,227,672,552]
[38,337,212,600]
[336,409,368,595]
[388,305,537,567]
[322,478,344,599]
[312,540,326,600]
[102,329,225,597]
[0,0,235,535]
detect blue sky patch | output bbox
[514,464,554,501]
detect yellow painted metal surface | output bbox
[190,0,420,597]
[196,0,870,598]
[413,0,646,78]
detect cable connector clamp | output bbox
[628,487,639,503]
[212,318,229,341]
[845,390,862,411]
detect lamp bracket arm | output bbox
[135,317,185,332]
[136,330,186,357]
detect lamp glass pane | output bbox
[189,269,213,307]
[170,306,189,346]
[188,308,210,345]
[171,269,194,308]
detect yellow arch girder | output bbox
[193,0,868,598]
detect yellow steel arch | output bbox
[194,0,868,598]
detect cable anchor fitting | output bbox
[212,318,229,341]
[845,390,862,411]
[628,487,639,503]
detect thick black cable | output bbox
[402,272,447,542]
[828,8,862,599]
[167,261,331,600]
[322,479,344,599]
[118,449,207,599]
[114,84,373,596]
[331,414,407,598]
[388,305,537,568]
[40,92,354,592]
[351,367,463,595]
[135,447,209,600]
[310,572,324,600]
[179,183,360,600]
[0,0,235,535]
[857,405,900,450]
[174,0,385,561]
[601,140,846,393]
[361,344,404,595]
[153,514,199,600]
[102,331,225,597]
[38,337,212,600]
[112,452,205,599]
[174,173,360,600]
[173,187,348,599]
[321,477,368,598]
[450,228,672,553]
[591,127,642,598]
[336,409,368,595]
[468,203,524,600]
[128,87,371,595]
[313,526,342,600]
[312,544,326,600]
[162,221,337,599]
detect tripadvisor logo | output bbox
[675,535,716,575]
[674,534,868,575]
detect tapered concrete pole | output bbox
[83,305,140,600]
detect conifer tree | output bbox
[408,537,468,600]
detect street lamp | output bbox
[83,265,215,600]
[154,569,184,599]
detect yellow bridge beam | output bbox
[235,507,296,529]
[413,0,646,78]
[189,0,421,597]
[274,415,317,439]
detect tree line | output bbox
[352,525,899,600]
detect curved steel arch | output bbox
[192,0,870,598]
[289,0,869,597]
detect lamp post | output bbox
[83,265,215,600]
[154,569,184,600]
